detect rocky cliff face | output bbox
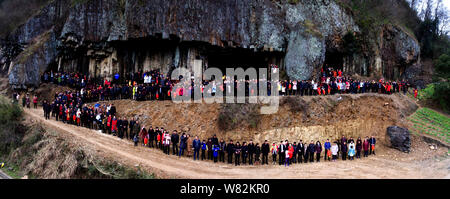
[0,0,421,89]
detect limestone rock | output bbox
[386,126,411,153]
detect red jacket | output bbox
[111,119,117,131]
[363,140,369,151]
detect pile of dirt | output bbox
[33,83,75,103]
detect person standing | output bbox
[133,134,139,146]
[163,131,171,155]
[201,140,207,160]
[213,144,220,163]
[348,141,356,160]
[22,94,26,107]
[234,142,241,166]
[26,94,31,109]
[193,136,201,160]
[185,134,192,157]
[278,141,285,165]
[33,95,38,109]
[261,140,270,165]
[363,137,370,157]
[122,117,129,139]
[206,139,213,160]
[341,142,348,161]
[241,142,248,165]
[171,130,179,155]
[271,143,277,165]
[356,137,362,159]
[369,136,376,155]
[132,121,140,144]
[42,100,50,120]
[219,139,226,163]
[226,140,235,164]
[297,140,304,163]
[331,142,338,162]
[285,145,291,167]
[315,141,322,162]
[178,133,186,157]
[307,141,315,163]
[324,139,331,161]
[254,143,261,165]
[248,140,255,165]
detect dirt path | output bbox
[24,108,449,179]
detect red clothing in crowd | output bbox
[111,119,117,131]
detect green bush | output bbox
[0,96,24,157]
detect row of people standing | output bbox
[135,125,378,167]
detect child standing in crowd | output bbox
[201,140,207,160]
[331,142,338,162]
[348,141,356,160]
[284,145,290,167]
[133,134,139,146]
[213,144,220,163]
[271,143,277,165]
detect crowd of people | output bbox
[24,66,391,167]
[39,65,412,105]
[28,90,378,167]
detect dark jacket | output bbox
[248,143,255,154]
[219,141,226,152]
[315,144,322,153]
[261,143,270,154]
[226,143,235,154]
[171,133,179,145]
[297,143,304,155]
[356,140,362,151]
[211,137,219,146]
[193,139,201,150]
[307,144,315,154]
[206,141,213,151]
[241,145,248,156]
[255,146,261,156]
[341,143,348,153]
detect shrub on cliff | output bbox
[0,96,24,157]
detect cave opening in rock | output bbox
[324,48,344,71]
[204,45,284,80]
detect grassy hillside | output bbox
[408,107,450,144]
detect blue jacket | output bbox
[193,139,201,150]
[213,145,220,157]
[324,142,331,150]
[201,142,207,150]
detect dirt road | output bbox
[24,108,449,179]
